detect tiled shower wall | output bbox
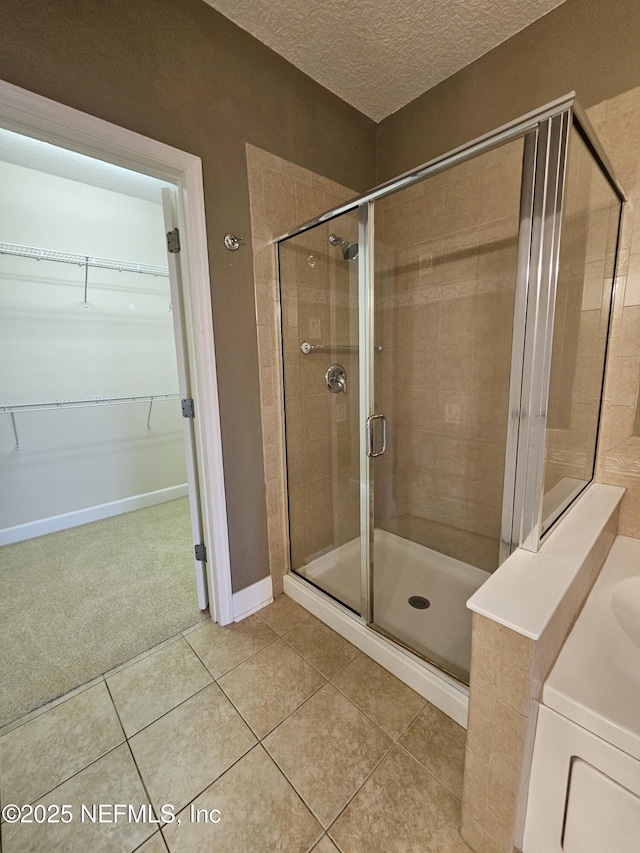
[373,140,524,572]
[246,145,355,592]
[247,86,640,600]
[278,211,361,569]
[545,127,620,495]
[592,87,640,537]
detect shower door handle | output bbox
[366,414,387,458]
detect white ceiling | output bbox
[204,0,567,121]
[0,127,170,203]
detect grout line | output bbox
[278,634,342,681]
[327,675,417,744]
[394,739,464,804]
[258,681,397,833]
[124,680,217,741]
[132,830,169,852]
[1,616,211,737]
[103,678,127,741]
[256,675,328,742]
[0,674,107,739]
[17,740,126,809]
[103,633,187,681]
[325,738,397,838]
[393,697,428,742]
[216,655,327,743]
[107,677,258,843]
[122,737,161,843]
[258,745,324,849]
[184,628,282,682]
[159,742,264,835]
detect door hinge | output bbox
[194,543,207,562]
[167,228,181,253]
[181,398,195,418]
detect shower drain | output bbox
[408,595,431,610]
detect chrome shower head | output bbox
[329,233,358,261]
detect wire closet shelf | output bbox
[0,242,169,277]
[1,393,181,451]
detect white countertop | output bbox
[466,483,624,640]
[544,535,640,762]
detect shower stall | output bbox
[275,94,624,687]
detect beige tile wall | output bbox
[545,125,620,498]
[373,139,524,572]
[461,506,619,853]
[591,88,640,537]
[246,144,356,592]
[246,89,640,600]
[279,212,361,568]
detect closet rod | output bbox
[0,242,169,278]
[2,393,180,451]
[1,392,180,415]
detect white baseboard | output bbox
[232,575,274,621]
[0,484,189,546]
[283,571,469,728]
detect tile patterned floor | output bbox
[0,595,471,852]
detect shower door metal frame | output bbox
[506,111,572,554]
[276,93,625,656]
[506,105,625,554]
[358,201,375,621]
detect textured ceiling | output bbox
[203,0,567,121]
[0,128,170,203]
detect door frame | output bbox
[0,78,233,624]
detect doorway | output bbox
[0,81,232,728]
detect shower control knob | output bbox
[325,363,347,394]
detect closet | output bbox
[0,136,201,727]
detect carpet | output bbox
[0,498,205,728]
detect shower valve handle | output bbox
[325,363,347,394]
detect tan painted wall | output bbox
[377,0,640,180]
[0,0,376,592]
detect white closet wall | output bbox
[0,160,187,538]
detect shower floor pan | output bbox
[294,529,490,682]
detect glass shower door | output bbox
[368,137,527,682]
[279,209,363,613]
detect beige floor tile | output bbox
[217,639,325,738]
[0,675,104,740]
[184,614,277,678]
[256,594,318,635]
[399,702,467,799]
[329,746,471,853]
[130,683,256,814]
[0,681,124,805]
[2,744,155,853]
[264,684,392,828]
[313,836,340,852]
[107,638,213,736]
[163,745,322,853]
[331,655,425,740]
[283,621,360,678]
[103,634,181,681]
[136,834,169,852]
